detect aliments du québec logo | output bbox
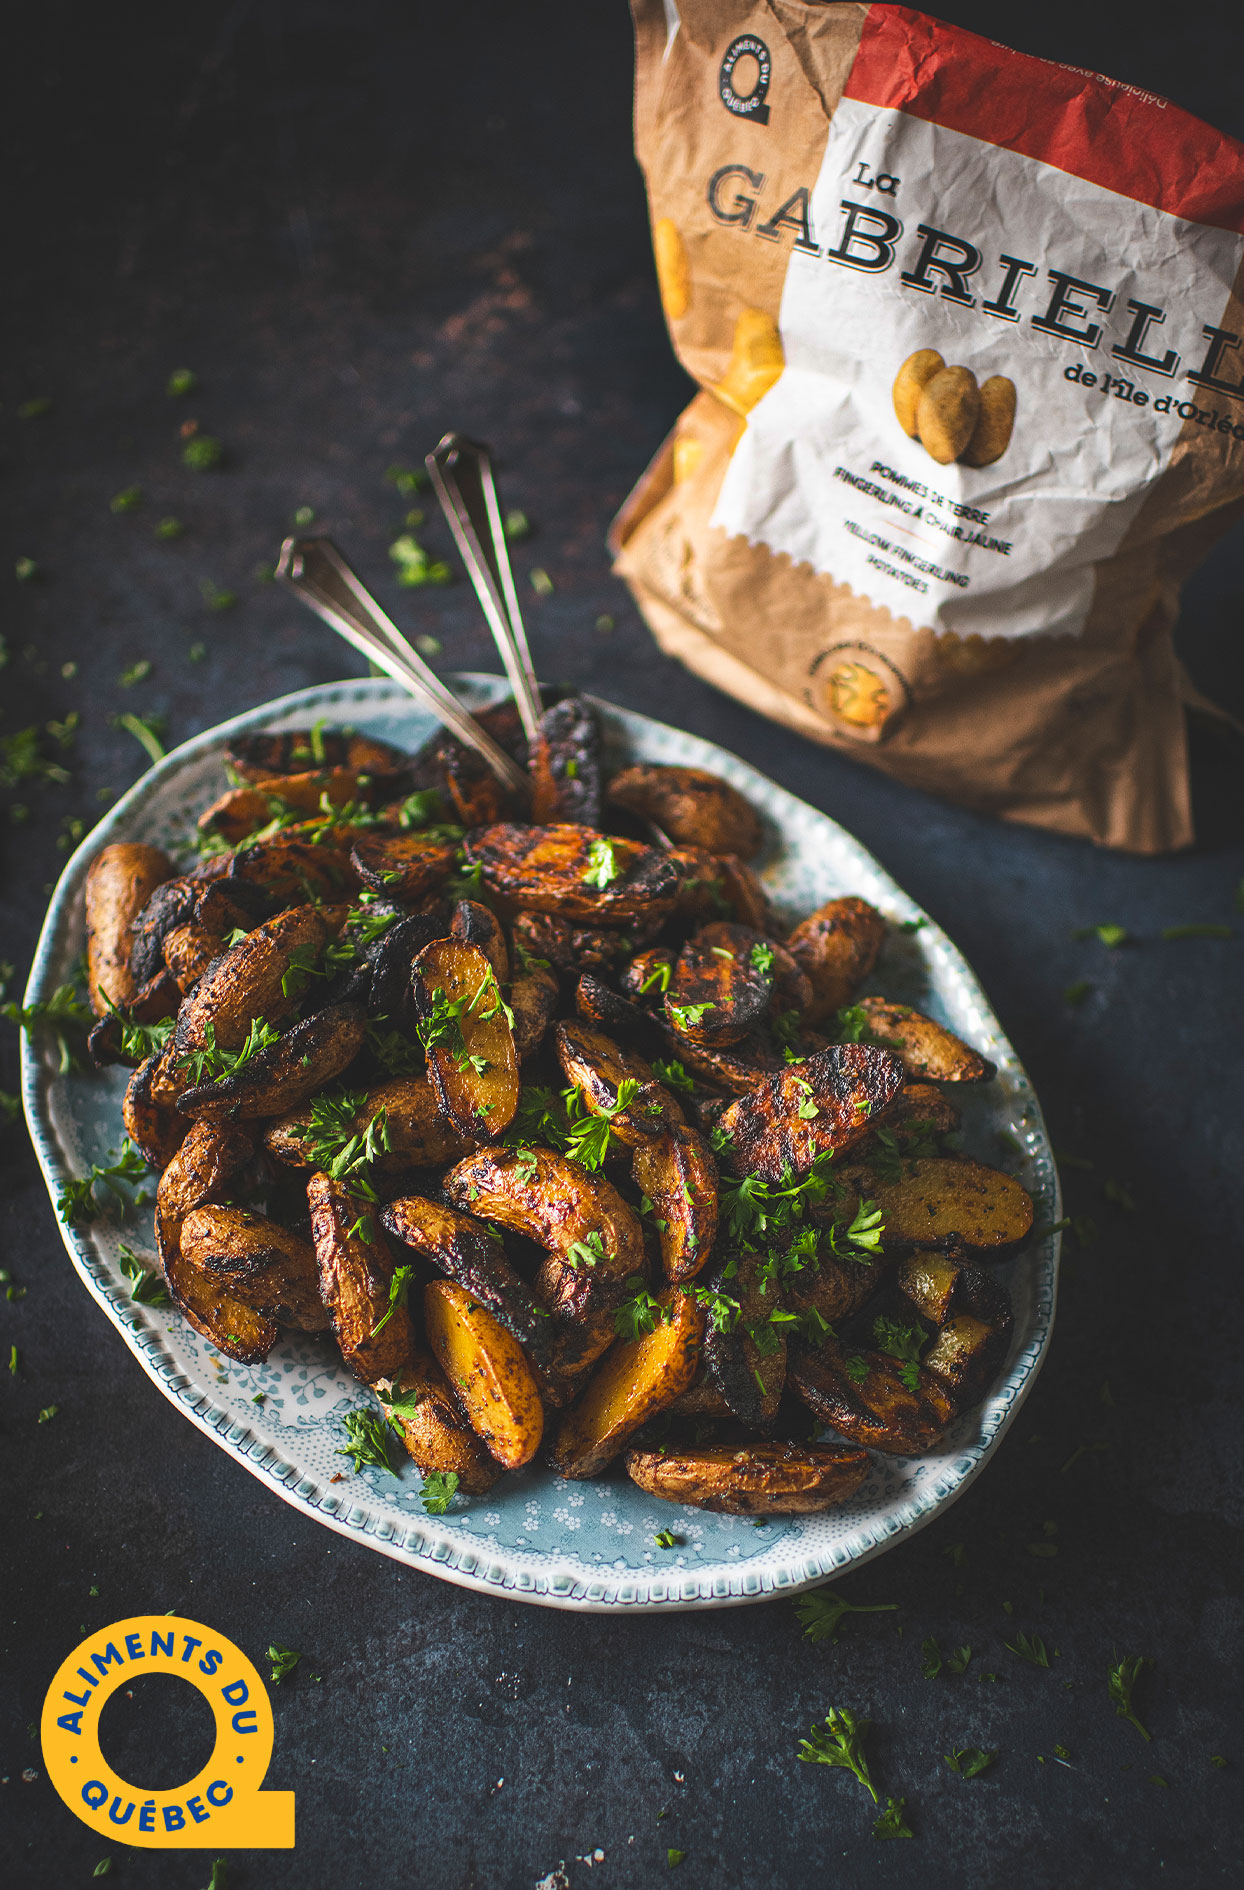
[41,1616,294,1850]
[719,35,772,124]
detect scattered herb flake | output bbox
[794,1588,898,1644]
[945,1745,996,1779]
[267,1644,301,1684]
[798,1707,878,1802]
[1006,1632,1051,1668]
[1107,1654,1151,1741]
[166,368,198,396]
[872,1796,913,1840]
[420,1470,459,1515]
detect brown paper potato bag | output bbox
[613,3,1244,850]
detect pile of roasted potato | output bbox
[81,698,1035,1514]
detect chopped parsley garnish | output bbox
[1073,923,1128,948]
[640,961,672,995]
[1107,1654,1151,1741]
[364,1020,423,1077]
[719,1150,841,1246]
[1005,1632,1051,1668]
[562,1077,638,1171]
[420,1470,459,1514]
[267,1644,301,1685]
[872,1797,913,1839]
[944,1746,996,1779]
[2,982,92,1073]
[113,711,167,764]
[581,837,619,890]
[794,1588,897,1645]
[336,1407,402,1476]
[370,1263,414,1337]
[503,1084,572,1154]
[566,1231,606,1271]
[843,1354,870,1385]
[614,1280,672,1341]
[798,1707,878,1802]
[871,1315,926,1390]
[833,1004,870,1043]
[57,1140,153,1224]
[418,970,512,1074]
[667,1000,715,1030]
[829,1199,885,1262]
[118,1244,171,1306]
[867,1119,943,1182]
[183,434,224,471]
[793,1077,819,1120]
[694,1286,743,1333]
[166,368,198,396]
[750,941,775,974]
[178,1015,281,1087]
[651,1057,695,1094]
[100,999,176,1064]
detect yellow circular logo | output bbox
[41,1616,294,1849]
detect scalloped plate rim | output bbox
[21,674,1060,1612]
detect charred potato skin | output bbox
[787,897,887,1023]
[607,764,764,860]
[381,1355,500,1495]
[510,965,559,1062]
[424,1280,545,1469]
[856,998,996,1083]
[123,1055,186,1171]
[350,831,458,903]
[381,1193,552,1361]
[788,1338,956,1454]
[85,843,174,1015]
[894,1255,1013,1409]
[550,1287,704,1479]
[173,903,344,1059]
[530,695,603,827]
[180,1206,329,1329]
[625,1442,869,1514]
[155,1121,276,1364]
[308,1171,415,1384]
[451,900,509,982]
[229,832,355,905]
[630,1124,718,1284]
[263,1075,471,1173]
[412,938,520,1142]
[443,1146,644,1324]
[554,1019,683,1146]
[128,876,200,988]
[699,1248,784,1427]
[666,922,773,1047]
[177,1001,367,1123]
[198,767,365,843]
[226,727,406,783]
[465,824,679,926]
[512,909,630,974]
[716,1044,906,1183]
[574,973,660,1046]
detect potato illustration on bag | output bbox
[653,217,690,321]
[893,351,1015,467]
[716,309,785,416]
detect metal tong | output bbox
[274,532,527,797]
[275,435,543,799]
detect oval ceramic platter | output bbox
[23,675,1059,1612]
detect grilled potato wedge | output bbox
[123,1055,186,1170]
[666,922,774,1047]
[450,899,508,981]
[229,832,355,904]
[788,1337,956,1454]
[551,1286,703,1478]
[716,1044,905,1182]
[381,1193,551,1360]
[530,695,602,827]
[177,1001,367,1123]
[653,1026,780,1096]
[715,855,774,932]
[173,903,345,1060]
[840,1157,1033,1252]
[155,1121,276,1363]
[783,1247,887,1330]
[198,767,364,843]
[380,1355,500,1495]
[554,1019,683,1146]
[180,1206,329,1329]
[512,909,630,973]
[625,1441,869,1514]
[574,973,660,1046]
[510,965,559,1061]
[854,998,996,1083]
[892,1254,1013,1407]
[877,1081,961,1139]
[920,1313,1011,1409]
[464,824,679,925]
[350,831,458,903]
[128,876,200,987]
[412,939,519,1140]
[620,947,675,1004]
[85,843,174,1014]
[308,1170,415,1383]
[608,764,763,859]
[630,1124,717,1283]
[264,1076,471,1172]
[226,726,406,783]
[787,896,887,1023]
[424,1280,544,1469]
[364,910,446,1025]
[443,1146,644,1322]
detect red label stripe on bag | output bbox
[845,5,1244,236]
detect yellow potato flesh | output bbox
[424,1279,543,1469]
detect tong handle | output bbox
[275,534,528,798]
[426,433,544,747]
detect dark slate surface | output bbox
[3,5,1242,1886]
